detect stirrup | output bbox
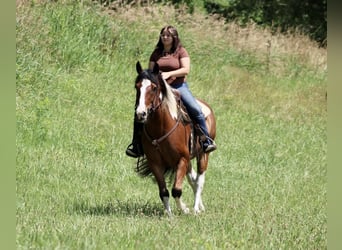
[202,138,217,153]
[125,143,143,158]
[204,143,217,153]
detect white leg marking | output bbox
[175,198,190,214]
[194,172,206,214]
[162,196,172,216]
[186,168,197,191]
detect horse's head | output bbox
[135,61,167,122]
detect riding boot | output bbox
[194,117,217,153]
[126,121,144,158]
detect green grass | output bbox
[16,1,327,249]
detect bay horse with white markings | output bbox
[134,61,216,215]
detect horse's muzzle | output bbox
[136,110,147,122]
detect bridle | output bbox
[137,71,163,115]
[147,83,162,114]
[138,72,182,149]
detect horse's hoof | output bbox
[194,209,201,215]
[164,210,173,217]
[194,206,205,215]
[183,207,190,214]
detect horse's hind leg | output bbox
[189,154,208,214]
[186,164,197,192]
[194,172,206,213]
[187,168,205,214]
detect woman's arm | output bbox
[149,57,190,81]
[162,57,190,80]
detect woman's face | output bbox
[160,29,173,47]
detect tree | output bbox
[204,0,327,47]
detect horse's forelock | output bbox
[135,70,152,85]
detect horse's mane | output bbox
[160,77,178,120]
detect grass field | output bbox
[16,1,327,249]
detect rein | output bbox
[143,113,181,149]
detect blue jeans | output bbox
[171,82,211,140]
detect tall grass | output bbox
[16,1,327,249]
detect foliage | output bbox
[203,0,327,47]
[92,0,327,46]
[16,1,326,249]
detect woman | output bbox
[126,25,216,158]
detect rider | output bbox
[126,25,217,158]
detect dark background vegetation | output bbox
[98,0,327,47]
[203,0,327,47]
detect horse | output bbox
[134,61,216,215]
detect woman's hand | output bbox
[161,71,173,80]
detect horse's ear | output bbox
[136,61,143,74]
[152,63,159,74]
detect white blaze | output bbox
[136,79,151,117]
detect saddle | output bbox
[171,89,208,152]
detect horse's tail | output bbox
[135,157,152,177]
[135,156,175,183]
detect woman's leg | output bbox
[126,115,144,158]
[126,91,144,158]
[175,83,216,153]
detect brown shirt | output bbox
[149,47,189,85]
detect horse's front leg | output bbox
[153,168,172,216]
[172,157,190,214]
[160,188,172,216]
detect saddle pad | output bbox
[196,99,211,118]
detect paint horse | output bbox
[134,61,216,215]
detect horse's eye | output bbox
[151,84,157,92]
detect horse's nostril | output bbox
[136,110,147,121]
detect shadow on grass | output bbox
[72,199,164,217]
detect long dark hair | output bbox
[155,25,182,54]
